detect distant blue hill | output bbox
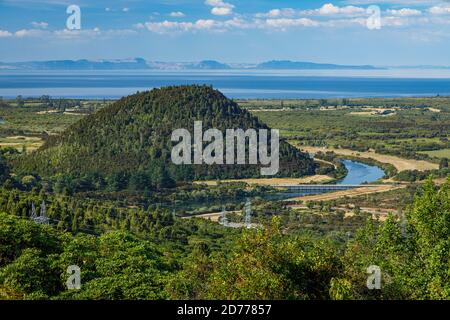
[0,58,385,70]
[256,60,382,70]
[0,59,233,70]
[186,60,232,70]
[0,58,150,70]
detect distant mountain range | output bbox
[2,58,449,71]
[0,58,150,70]
[389,65,450,70]
[256,60,381,70]
[0,58,386,71]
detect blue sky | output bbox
[1,0,450,65]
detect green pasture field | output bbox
[242,97,450,161]
[418,148,450,159]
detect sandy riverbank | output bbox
[298,146,438,172]
[194,175,334,187]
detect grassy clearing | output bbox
[418,149,450,159]
[0,107,84,134]
[0,136,44,152]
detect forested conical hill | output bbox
[16,86,315,188]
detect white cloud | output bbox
[133,23,145,29]
[306,3,366,16]
[382,16,408,27]
[223,17,252,29]
[205,0,233,8]
[141,16,325,34]
[211,7,233,16]
[31,21,49,29]
[387,8,422,16]
[257,4,367,20]
[318,3,342,15]
[0,30,13,37]
[256,8,296,18]
[14,29,45,37]
[144,19,221,34]
[323,17,367,28]
[105,8,111,12]
[53,28,101,39]
[170,11,185,17]
[122,7,129,12]
[264,18,319,29]
[138,10,437,34]
[144,21,191,33]
[51,28,136,39]
[196,19,217,29]
[429,5,450,15]
[205,0,234,16]
[0,26,137,40]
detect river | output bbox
[161,160,385,214]
[338,160,385,185]
[263,160,385,201]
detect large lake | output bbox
[1,69,450,99]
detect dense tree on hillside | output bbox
[14,86,316,192]
[0,155,9,184]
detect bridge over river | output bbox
[273,184,386,192]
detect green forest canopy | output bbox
[13,86,315,192]
[0,178,448,300]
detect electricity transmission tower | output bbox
[220,206,229,227]
[31,200,50,225]
[244,199,252,229]
[30,202,37,219]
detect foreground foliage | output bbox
[0,178,448,300]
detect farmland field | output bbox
[242,97,450,166]
[418,148,450,159]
